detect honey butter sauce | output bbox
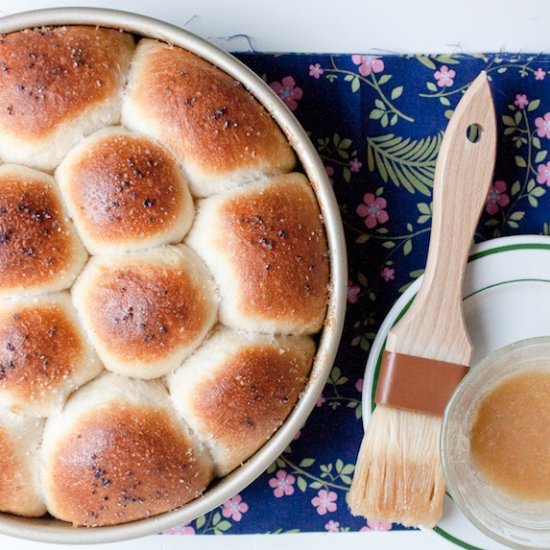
[470,371,550,501]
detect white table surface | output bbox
[0,1,548,548]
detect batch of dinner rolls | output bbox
[0,26,329,527]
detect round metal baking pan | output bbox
[0,8,347,544]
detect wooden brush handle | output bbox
[387,72,496,365]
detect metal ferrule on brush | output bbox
[376,351,469,416]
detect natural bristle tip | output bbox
[347,405,445,528]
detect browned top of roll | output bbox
[129,42,294,175]
[194,345,309,447]
[222,176,329,329]
[86,264,209,361]
[0,303,82,401]
[0,173,77,288]
[0,26,133,139]
[64,133,186,242]
[48,404,211,526]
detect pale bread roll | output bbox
[56,127,194,254]
[122,39,295,197]
[41,373,213,526]
[186,173,329,334]
[0,292,102,417]
[0,407,45,516]
[0,164,87,299]
[0,26,134,170]
[168,326,314,475]
[72,245,217,379]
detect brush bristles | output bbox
[347,405,445,528]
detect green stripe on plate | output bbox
[469,242,550,261]
[464,278,550,299]
[433,526,486,550]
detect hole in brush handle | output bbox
[466,123,482,143]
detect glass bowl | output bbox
[441,336,550,550]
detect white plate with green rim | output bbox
[362,234,550,550]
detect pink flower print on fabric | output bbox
[347,281,360,304]
[381,266,395,282]
[514,94,529,109]
[309,63,324,79]
[360,519,393,531]
[311,489,338,515]
[325,520,340,532]
[356,193,389,229]
[434,65,455,87]
[537,162,550,186]
[349,158,363,172]
[535,113,550,139]
[351,55,384,77]
[325,165,335,184]
[268,470,296,498]
[270,76,303,110]
[486,180,510,215]
[163,524,195,535]
[221,495,248,522]
[534,68,546,80]
[355,378,364,393]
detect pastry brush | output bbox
[347,71,496,527]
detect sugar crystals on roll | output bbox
[0,27,134,170]
[0,164,87,298]
[72,245,217,379]
[41,373,213,526]
[57,127,194,255]
[122,39,295,197]
[168,326,314,475]
[187,173,329,334]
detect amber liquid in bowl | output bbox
[470,371,550,501]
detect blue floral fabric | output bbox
[162,52,550,536]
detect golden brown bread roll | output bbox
[0,292,102,417]
[186,173,329,334]
[41,373,213,526]
[0,26,134,170]
[168,326,314,475]
[122,39,295,197]
[72,245,217,379]
[0,407,45,517]
[56,127,194,254]
[0,164,87,298]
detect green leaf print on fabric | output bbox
[367,133,443,195]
